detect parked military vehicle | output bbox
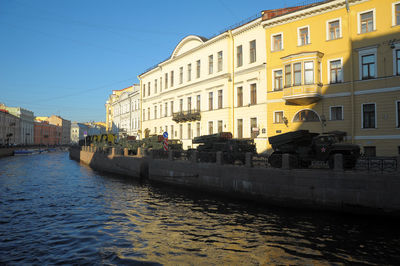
[268,130,360,169]
[191,132,256,164]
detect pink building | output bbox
[34,121,61,145]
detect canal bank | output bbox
[69,147,400,216]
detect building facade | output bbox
[262,0,400,156]
[48,115,71,145]
[34,120,61,145]
[139,18,268,151]
[0,108,20,146]
[71,122,89,144]
[4,106,34,145]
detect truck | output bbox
[191,132,256,164]
[268,130,360,169]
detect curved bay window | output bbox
[293,109,320,122]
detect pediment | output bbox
[171,35,208,58]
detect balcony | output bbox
[172,110,201,123]
[283,84,322,105]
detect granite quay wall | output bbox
[70,147,400,215]
[0,148,14,158]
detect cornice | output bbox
[234,63,266,77]
[232,18,262,36]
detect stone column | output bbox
[282,153,290,169]
[111,147,116,157]
[216,151,223,165]
[334,153,344,172]
[245,152,253,168]
[137,147,143,157]
[124,148,129,156]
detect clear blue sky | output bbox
[0,0,308,122]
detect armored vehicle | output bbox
[191,132,256,164]
[268,130,360,169]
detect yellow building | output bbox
[262,0,400,156]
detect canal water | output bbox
[1,152,399,265]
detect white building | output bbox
[138,16,267,152]
[4,106,34,145]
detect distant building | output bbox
[48,115,71,145]
[34,120,61,145]
[4,106,34,145]
[0,107,20,146]
[70,122,89,144]
[85,122,106,136]
[105,84,140,138]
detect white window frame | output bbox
[328,58,343,83]
[273,111,284,123]
[272,68,283,91]
[396,100,400,128]
[304,61,314,85]
[392,1,400,27]
[357,9,376,34]
[297,25,310,46]
[358,47,377,80]
[329,105,344,121]
[361,102,377,129]
[271,32,283,51]
[393,43,400,75]
[326,17,342,40]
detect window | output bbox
[148,82,151,96]
[179,67,183,84]
[217,51,223,72]
[164,103,168,117]
[397,101,400,128]
[395,49,400,75]
[154,106,157,119]
[208,121,213,134]
[170,101,174,116]
[364,146,376,157]
[187,123,191,139]
[359,10,374,34]
[330,106,343,121]
[196,95,201,111]
[187,97,192,112]
[284,65,291,88]
[293,110,320,122]
[237,87,243,107]
[143,109,145,121]
[218,120,223,133]
[250,84,257,105]
[196,122,200,137]
[250,118,257,139]
[171,125,174,138]
[160,77,162,92]
[147,108,150,120]
[272,33,283,51]
[361,54,375,79]
[143,84,146,97]
[237,119,243,139]
[196,60,201,78]
[362,103,376,128]
[160,104,162,118]
[170,71,174,87]
[165,73,168,89]
[208,55,213,74]
[237,45,243,67]
[329,59,343,83]
[298,26,309,46]
[209,92,213,110]
[249,40,256,63]
[179,99,183,112]
[304,61,314,84]
[394,2,400,26]
[274,70,283,91]
[154,79,157,93]
[187,63,192,81]
[294,63,302,85]
[179,124,183,139]
[218,90,223,109]
[327,19,341,40]
[274,111,284,123]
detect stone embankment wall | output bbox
[0,148,14,158]
[70,147,400,215]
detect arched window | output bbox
[293,109,320,122]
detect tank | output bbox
[268,130,360,169]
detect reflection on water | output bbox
[0,152,399,265]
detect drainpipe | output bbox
[346,0,355,143]
[139,77,142,140]
[228,30,235,137]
